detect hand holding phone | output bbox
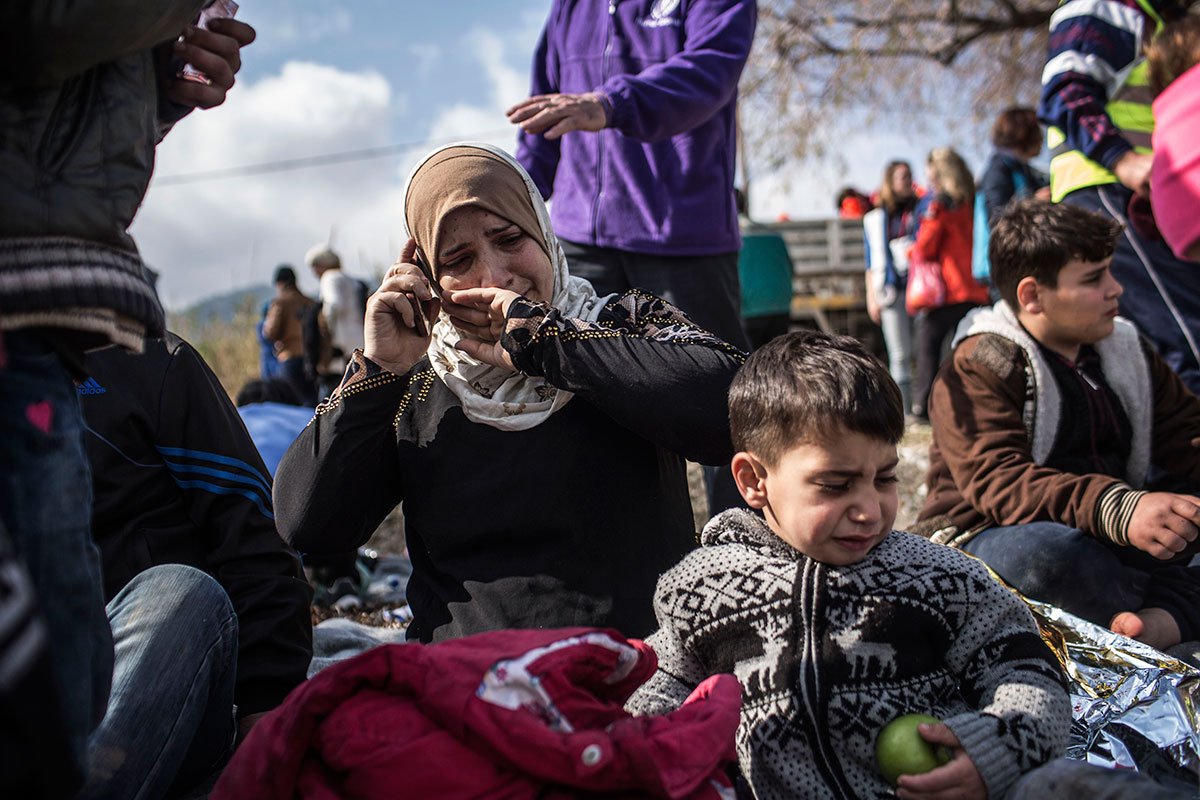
[363,239,440,375]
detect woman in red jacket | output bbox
[911,147,990,420]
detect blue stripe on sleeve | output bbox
[161,459,273,509]
[166,477,275,519]
[156,446,272,496]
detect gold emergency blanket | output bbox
[1027,598,1200,791]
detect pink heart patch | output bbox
[25,401,53,434]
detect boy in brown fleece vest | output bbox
[916,199,1200,655]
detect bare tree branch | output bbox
[741,0,1056,169]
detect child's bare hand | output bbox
[1128,492,1200,560]
[895,723,986,800]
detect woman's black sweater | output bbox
[274,291,745,642]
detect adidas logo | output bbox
[76,377,106,396]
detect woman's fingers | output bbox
[445,287,501,306]
[378,271,434,300]
[373,290,416,329]
[441,300,490,326]
[399,237,419,265]
[445,287,519,318]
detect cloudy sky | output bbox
[134,0,985,310]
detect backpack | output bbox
[354,277,372,317]
[301,301,332,383]
[973,170,1028,282]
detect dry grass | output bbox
[168,298,263,402]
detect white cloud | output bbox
[133,61,408,310]
[426,25,542,155]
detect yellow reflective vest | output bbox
[1047,0,1165,202]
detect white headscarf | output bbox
[402,142,613,431]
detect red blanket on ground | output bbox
[213,627,740,799]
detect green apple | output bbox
[875,713,953,786]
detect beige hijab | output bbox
[403,142,612,431]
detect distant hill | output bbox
[171,284,274,326]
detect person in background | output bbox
[1147,15,1200,263]
[979,107,1051,227]
[0,3,254,793]
[910,147,990,421]
[236,377,314,476]
[836,186,874,219]
[508,0,755,352]
[1039,0,1200,394]
[306,245,366,400]
[264,264,317,406]
[256,300,281,380]
[863,160,921,418]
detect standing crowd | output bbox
[2,0,1200,798]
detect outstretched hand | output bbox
[363,239,440,376]
[506,92,608,140]
[895,723,986,800]
[443,287,523,370]
[168,17,256,109]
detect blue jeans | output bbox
[962,522,1200,637]
[0,331,113,768]
[81,564,238,800]
[878,296,914,414]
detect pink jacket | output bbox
[213,628,740,799]
[1151,63,1200,262]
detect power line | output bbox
[152,127,515,186]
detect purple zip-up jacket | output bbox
[516,0,755,257]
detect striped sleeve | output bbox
[1038,0,1149,169]
[156,444,274,519]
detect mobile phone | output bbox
[180,0,240,84]
[405,294,428,338]
[409,247,439,337]
[412,248,438,292]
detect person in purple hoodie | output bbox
[508,0,756,352]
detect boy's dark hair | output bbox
[991,107,1042,153]
[990,199,1123,308]
[729,330,904,465]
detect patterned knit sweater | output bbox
[627,510,1070,800]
